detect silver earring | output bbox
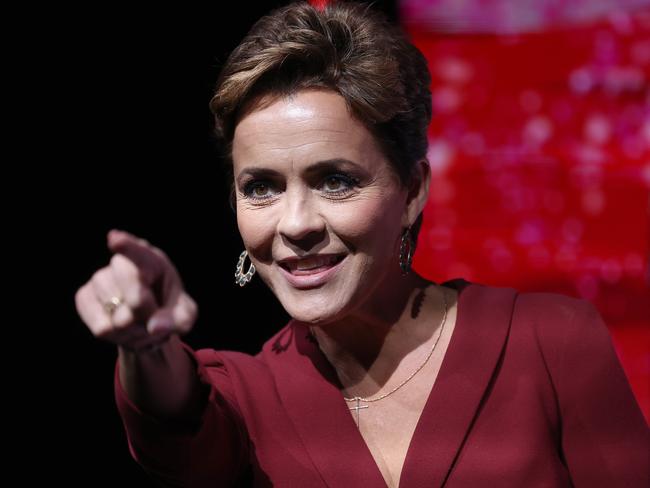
[399,226,414,275]
[235,250,256,287]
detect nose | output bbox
[276,187,326,244]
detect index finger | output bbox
[106,229,167,286]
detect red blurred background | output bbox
[393,1,650,422]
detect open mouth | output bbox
[280,254,346,275]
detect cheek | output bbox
[237,208,275,254]
[334,196,404,246]
[236,189,405,256]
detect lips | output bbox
[281,254,344,275]
[278,254,346,289]
[279,254,345,274]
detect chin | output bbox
[262,262,355,325]
[279,294,344,326]
[284,304,332,325]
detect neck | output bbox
[306,271,446,398]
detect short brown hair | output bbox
[209,0,432,239]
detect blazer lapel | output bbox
[399,280,518,487]
[263,320,388,487]
[262,279,517,487]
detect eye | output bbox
[323,175,346,191]
[321,173,359,198]
[241,172,360,202]
[242,180,277,200]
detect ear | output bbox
[401,159,431,228]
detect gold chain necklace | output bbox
[312,286,448,427]
[311,287,448,427]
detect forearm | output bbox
[115,337,248,486]
[118,334,206,422]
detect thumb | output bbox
[146,308,176,335]
[146,292,197,335]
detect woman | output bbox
[74,1,649,487]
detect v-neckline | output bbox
[263,278,517,487]
[346,283,461,487]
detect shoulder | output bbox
[189,321,295,374]
[457,278,590,317]
[459,279,609,359]
[194,347,265,371]
[508,288,616,379]
[187,345,267,382]
[260,320,296,355]
[514,289,595,325]
[512,288,605,338]
[462,280,605,343]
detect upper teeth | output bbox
[288,255,340,271]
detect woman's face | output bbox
[232,89,417,325]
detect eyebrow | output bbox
[235,158,362,186]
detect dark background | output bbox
[40,1,398,484]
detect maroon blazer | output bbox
[114,279,650,487]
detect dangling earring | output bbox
[399,226,414,275]
[235,250,256,287]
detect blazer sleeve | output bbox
[114,340,250,487]
[544,297,650,486]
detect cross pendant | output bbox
[348,397,368,427]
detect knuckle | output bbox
[109,253,122,268]
[112,306,133,329]
[93,319,114,339]
[74,286,87,309]
[113,253,138,276]
[90,269,101,285]
[90,267,110,286]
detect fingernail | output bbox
[147,318,173,334]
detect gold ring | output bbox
[103,296,123,316]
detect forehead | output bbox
[231,90,381,170]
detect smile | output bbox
[278,254,346,289]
